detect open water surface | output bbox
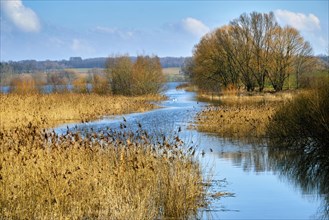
[55,82,326,219]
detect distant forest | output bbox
[0,56,188,74]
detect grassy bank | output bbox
[0,93,164,129]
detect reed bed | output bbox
[195,91,296,139]
[0,123,207,219]
[0,93,164,129]
[197,91,293,105]
[0,93,208,219]
[196,104,276,139]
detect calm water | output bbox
[55,82,326,219]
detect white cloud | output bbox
[1,0,41,32]
[94,26,117,34]
[181,17,210,37]
[274,9,320,32]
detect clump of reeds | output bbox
[0,123,208,219]
[0,93,165,129]
[194,90,295,140]
[196,103,276,140]
[198,90,294,105]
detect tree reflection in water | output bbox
[267,139,329,219]
[213,137,328,219]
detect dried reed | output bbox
[0,124,207,219]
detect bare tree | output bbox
[191,11,314,92]
[132,55,164,95]
[294,41,313,89]
[106,54,164,96]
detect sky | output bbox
[0,0,328,61]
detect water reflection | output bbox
[267,140,329,219]
[208,135,329,219]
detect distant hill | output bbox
[0,56,189,74]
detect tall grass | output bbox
[0,123,207,219]
[0,92,208,219]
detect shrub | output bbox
[131,55,165,95]
[91,73,111,95]
[10,74,38,94]
[47,72,70,93]
[268,77,329,148]
[106,55,133,95]
[72,75,89,93]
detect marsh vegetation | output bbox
[0,83,209,219]
[1,9,328,219]
[0,54,209,219]
[0,123,207,219]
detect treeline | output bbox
[185,12,326,92]
[6,55,164,96]
[0,56,186,75]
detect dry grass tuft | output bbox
[0,93,164,129]
[0,124,207,219]
[196,104,276,139]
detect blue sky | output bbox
[1,0,328,61]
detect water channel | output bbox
[55,82,326,219]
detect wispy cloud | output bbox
[181,17,210,37]
[274,9,320,32]
[0,0,41,32]
[71,39,94,54]
[93,26,134,39]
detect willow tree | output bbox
[192,26,242,93]
[191,11,314,92]
[192,32,225,92]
